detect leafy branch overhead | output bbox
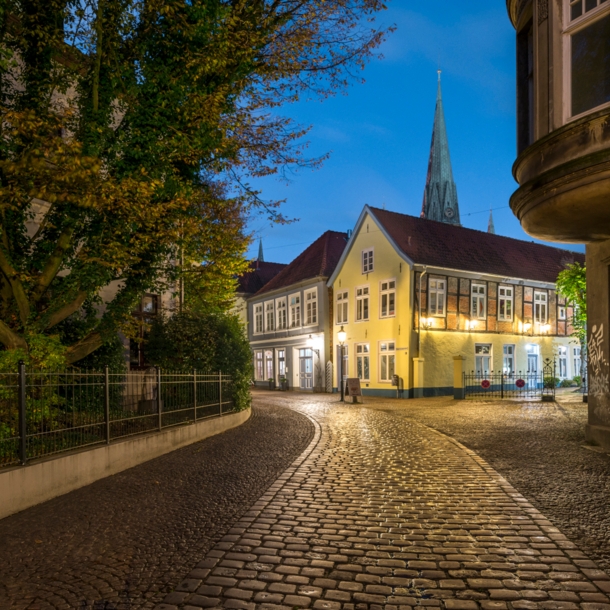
[0,0,391,363]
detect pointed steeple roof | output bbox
[421,72,461,226]
[488,208,495,234]
[257,238,264,263]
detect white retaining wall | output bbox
[0,409,250,520]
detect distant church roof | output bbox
[421,72,460,226]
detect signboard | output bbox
[346,378,362,397]
[481,379,491,389]
[516,378,526,388]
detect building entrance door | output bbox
[299,348,313,390]
[527,350,539,388]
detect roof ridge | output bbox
[369,206,582,256]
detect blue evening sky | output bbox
[245,1,585,264]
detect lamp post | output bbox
[338,326,347,402]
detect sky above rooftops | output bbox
[245,0,586,264]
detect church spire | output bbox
[421,71,461,225]
[488,208,495,234]
[257,238,264,263]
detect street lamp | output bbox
[338,326,347,402]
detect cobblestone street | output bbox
[3,392,610,610]
[156,392,610,610]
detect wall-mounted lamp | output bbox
[465,319,476,331]
[338,326,347,345]
[307,334,320,357]
[421,317,432,330]
[541,323,551,334]
[523,322,532,332]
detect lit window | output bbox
[559,305,566,320]
[356,286,369,321]
[254,303,263,334]
[276,298,287,330]
[503,344,515,376]
[265,350,274,380]
[498,286,513,321]
[428,278,446,317]
[380,280,396,318]
[379,341,396,382]
[304,288,318,325]
[336,290,348,324]
[277,349,286,377]
[289,293,301,328]
[362,248,374,273]
[471,283,486,320]
[254,350,264,380]
[534,291,548,324]
[356,344,370,381]
[265,301,274,332]
[574,346,582,377]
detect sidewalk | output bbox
[156,395,610,610]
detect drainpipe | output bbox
[418,267,427,354]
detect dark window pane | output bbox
[585,0,597,11]
[572,13,610,115]
[572,1,583,19]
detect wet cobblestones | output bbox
[391,394,610,571]
[0,404,314,610]
[156,393,610,610]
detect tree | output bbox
[0,0,390,364]
[556,262,587,377]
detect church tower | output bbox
[421,72,461,225]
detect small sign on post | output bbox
[345,378,363,404]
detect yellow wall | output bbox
[331,212,412,392]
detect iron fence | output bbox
[0,364,234,468]
[464,359,557,401]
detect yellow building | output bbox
[328,205,585,398]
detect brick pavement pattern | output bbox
[0,404,314,610]
[157,395,610,610]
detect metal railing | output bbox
[0,364,234,468]
[463,359,557,401]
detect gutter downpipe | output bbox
[418,267,427,355]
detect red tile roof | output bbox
[237,261,287,294]
[370,207,585,283]
[256,231,348,295]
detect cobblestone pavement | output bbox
[0,403,314,610]
[389,394,610,571]
[156,392,610,610]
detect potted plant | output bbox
[279,376,288,391]
[268,378,275,390]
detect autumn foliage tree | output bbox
[0,0,389,364]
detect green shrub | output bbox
[544,376,560,389]
[573,375,582,386]
[560,379,573,388]
[146,312,252,411]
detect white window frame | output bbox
[254,303,263,335]
[254,350,264,380]
[362,248,374,274]
[475,344,493,375]
[558,345,569,378]
[356,343,370,381]
[428,278,446,317]
[558,305,567,320]
[574,346,582,377]
[304,288,318,326]
[563,0,610,122]
[277,348,286,378]
[379,279,396,318]
[265,350,274,380]
[356,285,370,322]
[289,293,301,328]
[471,283,487,320]
[265,300,275,332]
[336,290,349,324]
[534,290,548,324]
[503,344,516,376]
[276,297,287,330]
[498,286,514,321]
[379,341,396,383]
